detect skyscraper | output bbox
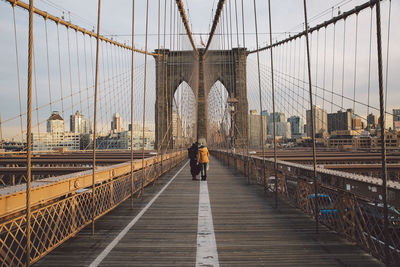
[269,112,286,123]
[70,111,91,134]
[327,109,352,133]
[367,113,378,129]
[248,110,267,147]
[288,116,304,136]
[111,113,122,133]
[47,111,64,133]
[306,105,328,137]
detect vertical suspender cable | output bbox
[44,18,53,113]
[157,0,160,156]
[384,0,391,128]
[267,0,278,208]
[240,0,245,48]
[340,19,346,110]
[83,35,90,123]
[322,28,327,111]
[92,0,102,235]
[352,14,358,112]
[56,24,65,119]
[228,1,235,151]
[141,0,150,195]
[314,30,319,99]
[12,5,24,143]
[26,0,34,265]
[302,0,319,234]
[67,27,74,115]
[161,0,167,169]
[330,23,336,113]
[130,0,136,208]
[374,1,389,264]
[76,31,83,113]
[234,0,239,47]
[168,0,172,148]
[32,43,40,144]
[252,0,265,189]
[239,0,249,174]
[366,8,373,120]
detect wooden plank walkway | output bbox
[35,157,382,266]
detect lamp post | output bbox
[227,97,239,154]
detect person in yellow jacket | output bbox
[197,144,209,181]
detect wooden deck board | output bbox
[34,157,382,266]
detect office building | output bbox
[367,113,378,129]
[306,105,328,137]
[287,116,304,136]
[111,113,122,133]
[268,121,291,139]
[70,111,91,134]
[47,111,64,133]
[248,110,267,147]
[327,109,352,133]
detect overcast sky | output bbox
[0,0,398,140]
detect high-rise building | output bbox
[248,110,267,147]
[287,116,304,136]
[327,109,352,133]
[111,113,122,133]
[269,112,286,123]
[367,113,378,129]
[47,111,64,133]
[266,112,285,135]
[70,111,91,134]
[352,117,363,131]
[268,121,291,139]
[306,105,328,137]
[393,109,400,131]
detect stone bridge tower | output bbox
[153,48,248,149]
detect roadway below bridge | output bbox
[35,156,382,266]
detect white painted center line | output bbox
[196,181,220,267]
[89,161,189,267]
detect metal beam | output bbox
[175,0,198,56]
[6,0,159,56]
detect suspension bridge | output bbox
[0,0,399,266]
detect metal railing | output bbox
[213,150,400,265]
[0,150,186,266]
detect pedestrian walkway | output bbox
[35,157,382,266]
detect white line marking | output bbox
[196,181,220,267]
[89,161,189,267]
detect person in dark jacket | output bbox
[188,142,199,180]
